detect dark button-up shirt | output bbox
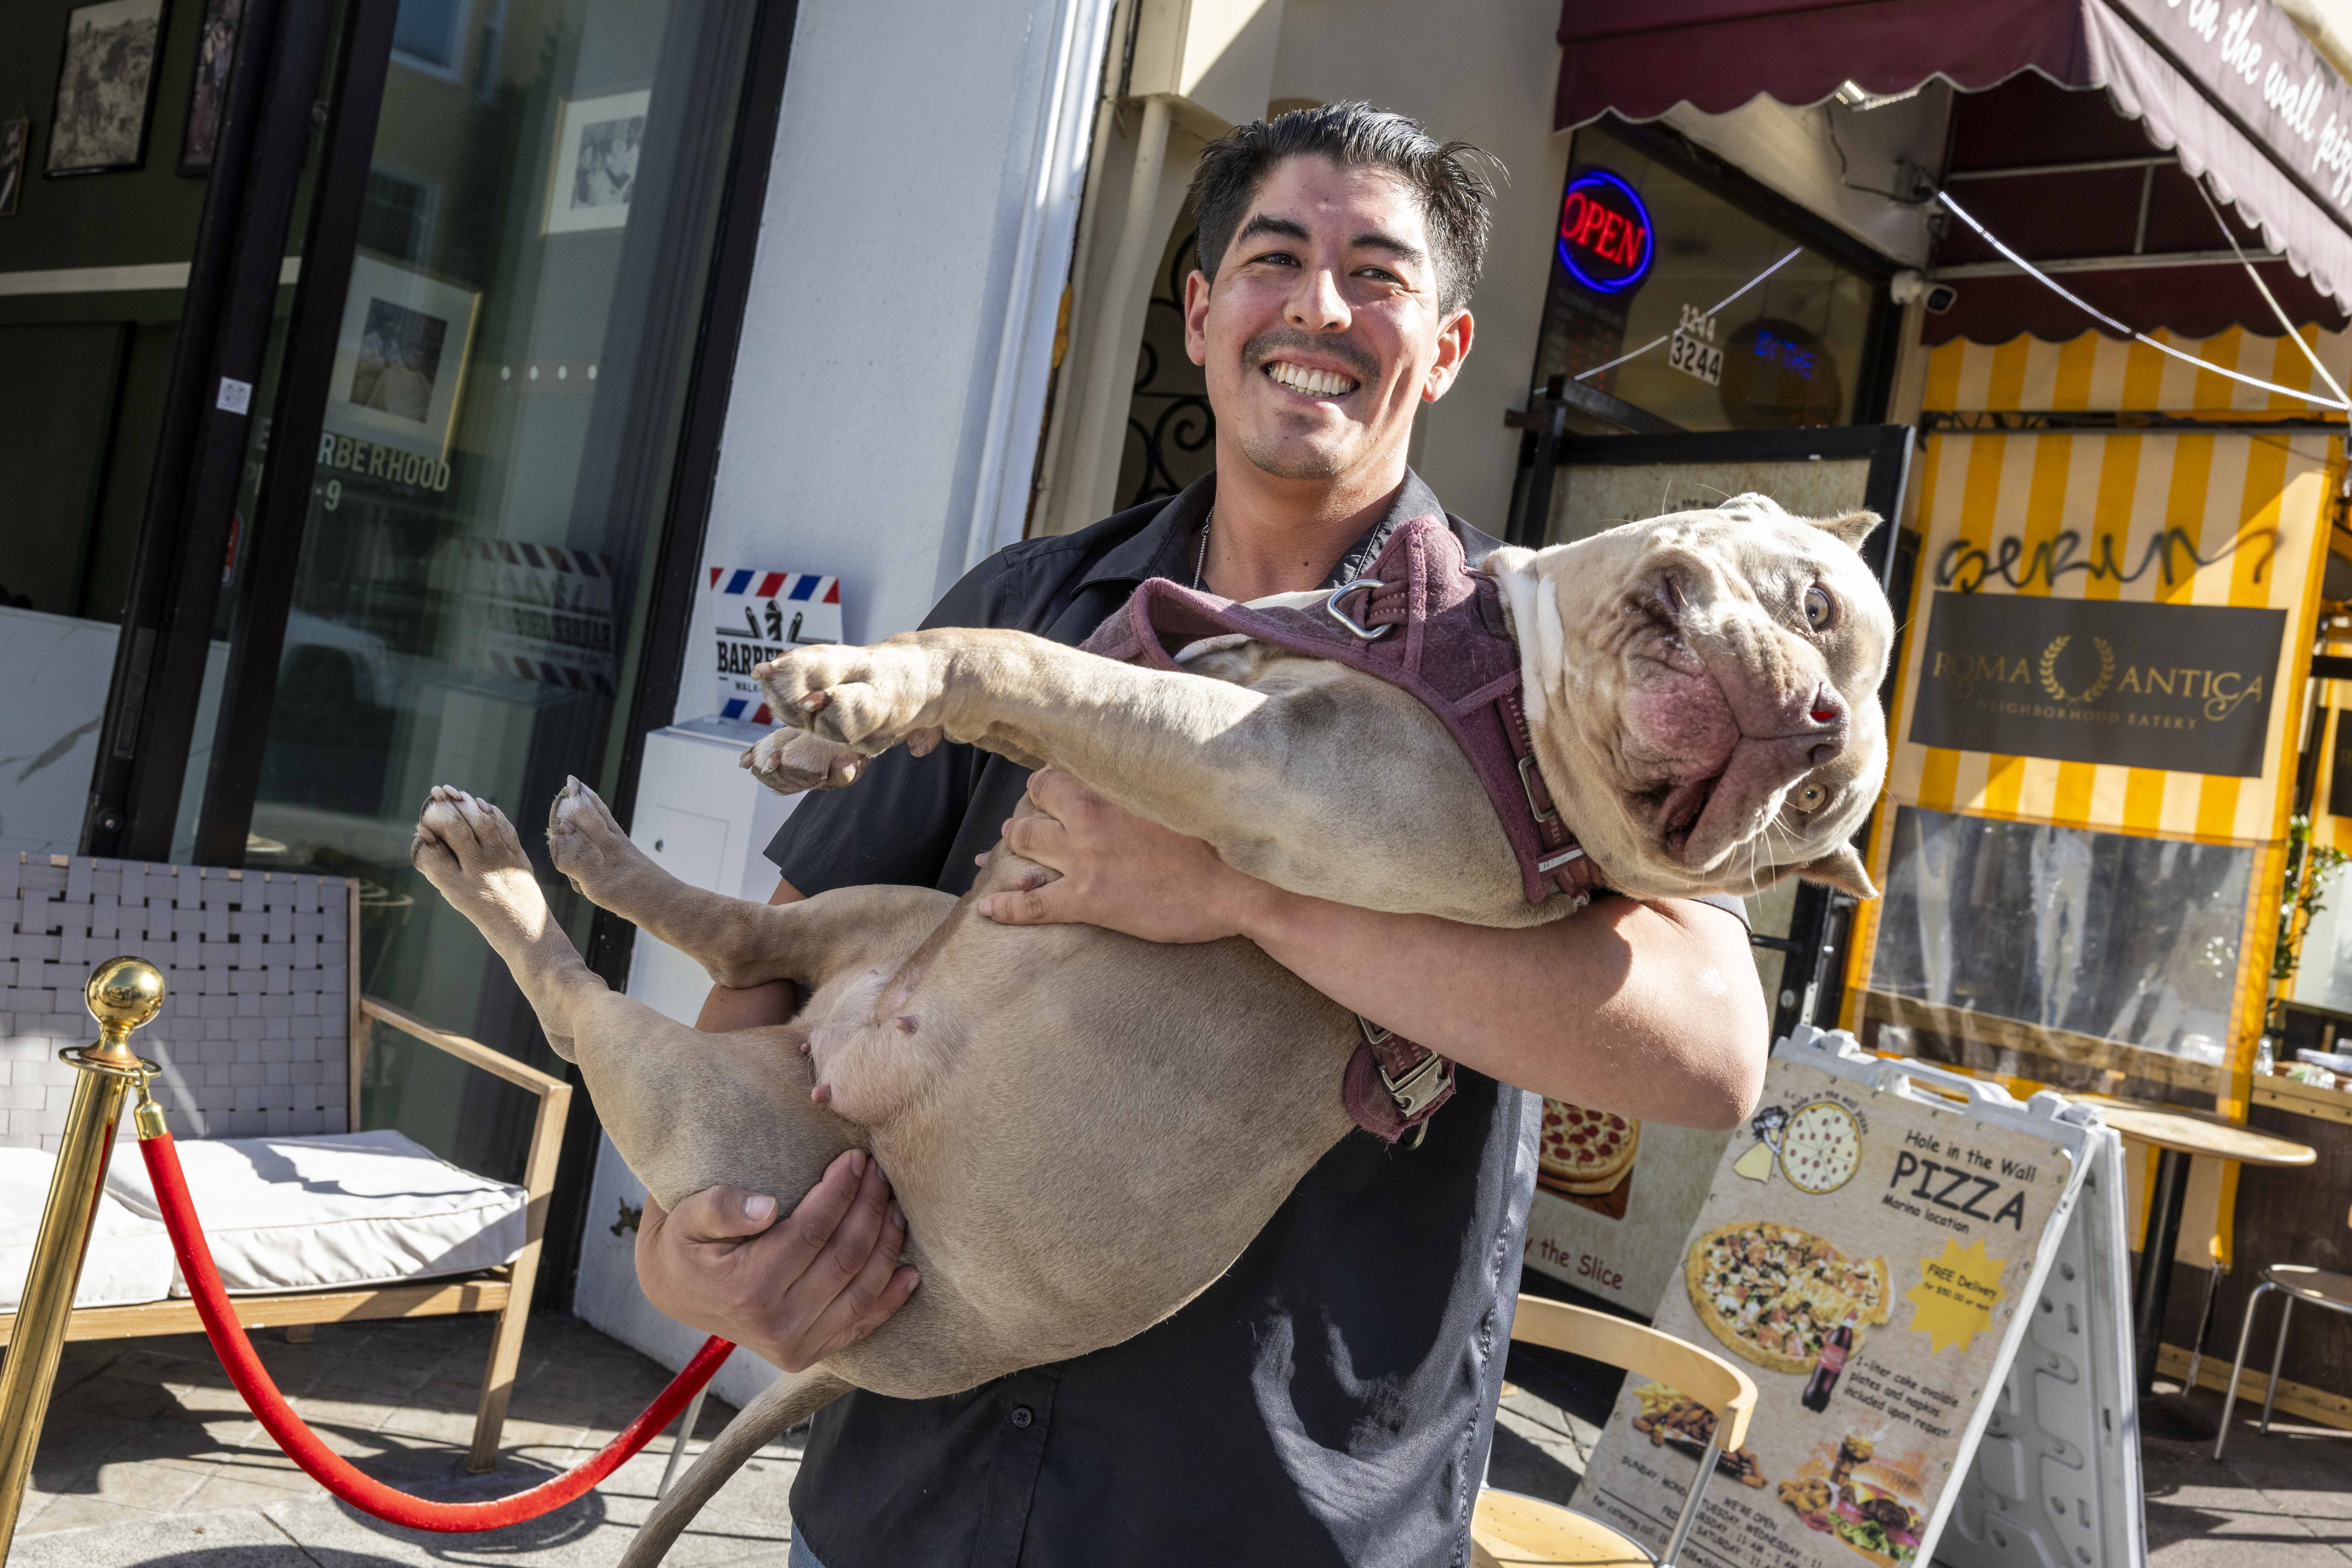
[764,471,1723,1567]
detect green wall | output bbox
[0,2,223,619]
[0,0,211,278]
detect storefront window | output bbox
[1864,806,2252,1099]
[0,0,238,860]
[242,0,751,1173]
[1531,124,1881,434]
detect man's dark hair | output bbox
[1189,102,1497,318]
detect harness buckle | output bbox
[1518,754,1560,825]
[1379,1051,1449,1120]
[1325,578,1395,640]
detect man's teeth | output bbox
[1266,361,1359,397]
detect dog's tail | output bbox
[619,1366,851,1568]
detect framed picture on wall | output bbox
[179,0,245,173]
[0,114,30,216]
[542,89,648,234]
[46,0,169,178]
[322,253,481,463]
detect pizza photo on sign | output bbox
[1630,1382,1767,1489]
[1777,1434,1929,1566]
[1778,1099,1863,1193]
[1538,1098,1640,1200]
[1684,1221,1890,1375]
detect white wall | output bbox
[0,607,114,858]
[685,0,1103,685]
[1265,0,1569,538]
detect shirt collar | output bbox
[1079,469,1450,595]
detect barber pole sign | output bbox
[706,567,844,723]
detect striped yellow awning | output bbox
[1890,328,2345,845]
[1889,428,2336,843]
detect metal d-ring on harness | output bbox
[1325,578,1395,640]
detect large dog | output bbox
[408,493,1892,1563]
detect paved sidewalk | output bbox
[14,1313,803,1566]
[2140,1381,2352,1566]
[16,1314,2347,1564]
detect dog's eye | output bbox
[1802,586,1836,631]
[1794,781,1828,812]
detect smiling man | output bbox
[634,104,1768,1567]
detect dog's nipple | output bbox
[895,1016,918,1034]
[811,1083,833,1105]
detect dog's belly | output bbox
[816,913,1361,1397]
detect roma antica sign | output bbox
[1910,592,2285,777]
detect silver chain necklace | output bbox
[1192,506,1212,590]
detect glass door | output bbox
[1509,425,1915,1043]
[0,0,318,864]
[204,0,761,1180]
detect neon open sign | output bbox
[1557,168,1653,294]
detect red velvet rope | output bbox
[139,1130,734,1531]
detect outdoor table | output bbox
[2078,1095,2314,1438]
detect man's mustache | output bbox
[1243,328,1380,385]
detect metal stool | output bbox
[2214,1265,2352,1458]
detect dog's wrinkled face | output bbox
[1489,493,1893,902]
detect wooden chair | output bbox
[1474,1294,1757,1568]
[0,993,571,1474]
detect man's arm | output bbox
[983,771,1770,1130]
[634,876,920,1368]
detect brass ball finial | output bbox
[86,956,165,1051]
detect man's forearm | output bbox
[1233,887,1769,1129]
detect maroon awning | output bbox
[1555,0,2091,126]
[1555,0,2352,316]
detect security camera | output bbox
[1891,270,1958,314]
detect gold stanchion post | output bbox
[0,957,165,1559]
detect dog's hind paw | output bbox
[547,777,658,907]
[412,787,548,933]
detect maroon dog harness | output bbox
[1082,514,1602,1142]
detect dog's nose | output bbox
[1802,686,1845,766]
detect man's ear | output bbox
[1423,307,1475,403]
[1183,268,1212,368]
[1809,510,1882,552]
[1795,843,1876,898]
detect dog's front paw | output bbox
[742,730,869,794]
[755,641,951,755]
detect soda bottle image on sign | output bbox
[1802,1316,1855,1413]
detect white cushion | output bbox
[105,1130,528,1297]
[1,1146,175,1310]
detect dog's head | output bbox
[1487,493,1893,902]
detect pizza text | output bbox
[1886,1152,2028,1231]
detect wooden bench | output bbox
[0,858,571,1472]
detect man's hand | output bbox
[978,770,1267,943]
[635,1149,919,1374]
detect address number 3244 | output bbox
[1668,329,1722,386]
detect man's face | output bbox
[1185,155,1472,485]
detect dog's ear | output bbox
[1795,843,1877,898]
[1809,510,1882,552]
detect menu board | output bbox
[1524,1098,1729,1316]
[1579,1034,2094,1568]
